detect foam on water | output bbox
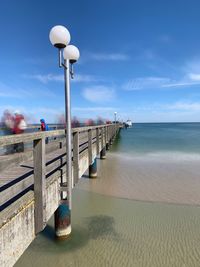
[110,151,200,162]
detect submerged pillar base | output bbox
[100,147,106,159]
[54,203,71,239]
[89,158,97,178]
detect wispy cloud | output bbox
[23,73,98,83]
[23,74,63,83]
[161,81,199,88]
[123,73,200,91]
[166,101,200,111]
[122,77,170,91]
[0,82,36,98]
[0,81,56,99]
[82,86,115,103]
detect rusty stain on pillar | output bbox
[89,158,97,178]
[100,147,106,159]
[54,203,71,239]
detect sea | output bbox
[15,123,200,267]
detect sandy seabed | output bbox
[78,152,200,206]
[15,152,200,267]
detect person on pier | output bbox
[1,109,14,154]
[13,111,27,152]
[40,118,49,143]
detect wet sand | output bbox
[79,152,200,206]
[15,151,200,267]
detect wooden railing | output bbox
[0,123,119,214]
[0,123,120,267]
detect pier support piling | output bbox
[106,143,109,150]
[89,158,97,178]
[54,203,71,239]
[100,147,106,159]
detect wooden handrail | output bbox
[0,124,117,147]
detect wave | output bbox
[110,151,200,162]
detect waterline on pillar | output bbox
[89,158,97,178]
[55,225,72,239]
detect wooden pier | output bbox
[0,123,120,267]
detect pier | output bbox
[0,123,120,267]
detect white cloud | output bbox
[89,53,129,61]
[166,101,200,111]
[82,86,115,103]
[188,73,200,81]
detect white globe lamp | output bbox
[49,25,71,48]
[63,45,80,63]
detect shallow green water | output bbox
[113,123,200,154]
[15,189,200,267]
[15,124,200,266]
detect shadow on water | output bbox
[82,174,89,179]
[84,215,119,241]
[36,215,119,253]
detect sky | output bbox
[1,0,200,123]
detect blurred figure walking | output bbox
[40,118,49,143]
[13,111,27,152]
[1,110,14,154]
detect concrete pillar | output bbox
[106,143,109,150]
[54,203,71,239]
[89,158,97,178]
[100,147,106,159]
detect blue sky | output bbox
[1,0,200,123]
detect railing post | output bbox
[104,126,107,147]
[101,127,104,151]
[105,126,109,150]
[96,127,100,155]
[73,131,79,185]
[100,127,106,159]
[88,129,92,165]
[33,137,46,234]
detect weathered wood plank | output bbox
[88,129,92,165]
[33,138,46,234]
[73,131,79,185]
[101,127,104,151]
[96,128,100,155]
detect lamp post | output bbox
[49,25,80,239]
[114,111,117,124]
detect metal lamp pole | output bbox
[49,25,80,239]
[64,58,72,209]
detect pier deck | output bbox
[0,124,120,267]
